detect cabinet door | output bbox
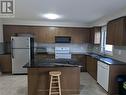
[90,27,101,44]
[86,56,97,80]
[114,18,125,45]
[86,56,92,74]
[38,27,56,43]
[107,21,115,44]
[91,58,97,80]
[89,28,94,43]
[38,27,48,43]
[94,28,101,44]
[3,25,20,42]
[0,55,11,73]
[29,26,39,42]
[82,28,90,43]
[45,27,56,43]
[107,17,126,45]
[72,55,87,72]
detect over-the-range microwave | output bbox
[55,36,71,43]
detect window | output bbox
[94,31,101,44]
[105,44,113,55]
[101,26,113,55]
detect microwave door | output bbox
[55,36,71,43]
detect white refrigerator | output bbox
[11,36,34,74]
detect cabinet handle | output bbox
[11,38,14,58]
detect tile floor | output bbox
[0,72,107,95]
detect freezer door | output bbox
[12,49,30,74]
[11,37,30,48]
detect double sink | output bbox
[88,52,113,64]
[88,53,102,59]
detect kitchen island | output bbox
[24,59,81,95]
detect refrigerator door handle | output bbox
[11,49,14,58]
[11,38,14,58]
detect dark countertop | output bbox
[24,59,82,68]
[85,52,126,65]
[0,53,11,55]
[24,52,126,68]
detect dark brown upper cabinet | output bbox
[90,27,101,44]
[107,16,126,45]
[3,25,90,43]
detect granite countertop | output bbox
[85,52,126,65]
[32,52,126,66]
[23,59,82,68]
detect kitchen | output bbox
[1,0,126,95]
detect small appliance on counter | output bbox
[55,47,71,59]
[11,36,34,74]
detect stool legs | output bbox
[58,76,61,95]
[49,76,53,95]
[49,75,61,95]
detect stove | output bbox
[55,47,71,59]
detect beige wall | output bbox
[91,6,126,26]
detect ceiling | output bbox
[10,0,126,24]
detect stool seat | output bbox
[49,71,61,76]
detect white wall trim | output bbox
[2,19,91,27]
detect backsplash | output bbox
[88,44,101,54]
[90,44,126,63]
[36,43,88,54]
[112,46,126,63]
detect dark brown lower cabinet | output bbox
[108,65,126,95]
[86,55,126,95]
[72,54,87,72]
[0,54,12,73]
[86,56,97,80]
[28,67,80,95]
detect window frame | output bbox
[100,25,113,55]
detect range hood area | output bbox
[55,36,71,43]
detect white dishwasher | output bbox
[97,61,109,92]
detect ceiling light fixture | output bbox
[43,13,61,20]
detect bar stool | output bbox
[49,71,61,95]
